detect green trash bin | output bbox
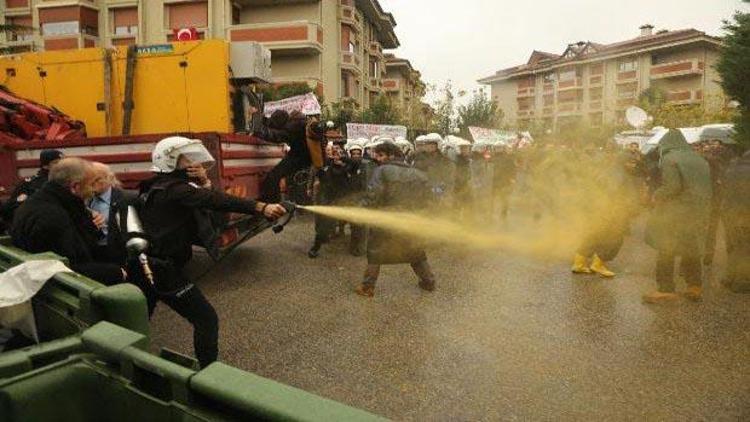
[0,237,149,340]
[0,322,386,422]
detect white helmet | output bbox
[151,136,215,173]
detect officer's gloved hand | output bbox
[257,202,286,220]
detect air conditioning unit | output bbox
[229,41,272,83]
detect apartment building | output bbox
[1,0,409,108]
[383,54,426,113]
[478,25,724,130]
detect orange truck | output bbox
[0,40,286,256]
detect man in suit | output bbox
[88,162,131,265]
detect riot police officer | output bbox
[1,149,64,226]
[137,136,286,367]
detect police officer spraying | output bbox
[137,136,286,367]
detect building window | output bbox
[342,73,351,97]
[651,53,672,65]
[5,15,33,41]
[617,82,638,98]
[166,1,208,30]
[232,4,241,25]
[369,58,379,77]
[618,59,638,72]
[589,88,603,101]
[558,68,578,81]
[543,73,555,84]
[42,21,80,36]
[112,7,138,36]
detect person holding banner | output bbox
[252,108,327,203]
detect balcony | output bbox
[616,98,637,109]
[650,59,704,79]
[517,86,535,98]
[368,78,383,91]
[557,77,583,91]
[589,75,603,86]
[557,102,583,116]
[589,100,602,110]
[339,3,363,33]
[382,78,400,92]
[369,41,383,58]
[517,108,535,118]
[543,82,554,93]
[616,70,638,84]
[229,21,323,56]
[340,51,362,74]
[665,89,703,105]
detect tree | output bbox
[716,1,750,149]
[456,88,503,137]
[360,94,402,125]
[257,82,314,102]
[432,80,461,135]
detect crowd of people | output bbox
[0,112,748,366]
[303,128,749,304]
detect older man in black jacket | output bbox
[10,157,127,285]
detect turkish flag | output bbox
[173,27,198,41]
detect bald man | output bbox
[11,158,127,285]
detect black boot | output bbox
[308,240,322,258]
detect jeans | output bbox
[655,251,702,293]
[363,258,435,286]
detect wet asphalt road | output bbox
[151,214,750,421]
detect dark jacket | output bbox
[139,172,259,267]
[0,169,49,224]
[10,181,125,285]
[413,152,455,195]
[645,130,712,255]
[255,115,311,165]
[723,150,750,228]
[363,161,430,265]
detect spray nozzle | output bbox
[272,201,298,234]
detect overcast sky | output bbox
[379,0,749,105]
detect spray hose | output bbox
[272,201,298,233]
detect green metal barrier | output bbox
[0,322,386,422]
[0,236,150,339]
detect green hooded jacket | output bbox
[645,129,712,255]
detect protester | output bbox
[10,157,127,285]
[721,150,750,293]
[87,162,131,265]
[490,145,517,220]
[253,109,325,203]
[571,153,636,278]
[138,136,286,367]
[643,129,712,304]
[452,142,473,218]
[356,142,436,297]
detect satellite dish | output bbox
[626,106,649,129]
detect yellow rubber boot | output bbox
[590,254,615,278]
[571,254,592,274]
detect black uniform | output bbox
[137,171,260,367]
[345,157,368,256]
[10,181,125,285]
[309,158,350,256]
[0,169,49,227]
